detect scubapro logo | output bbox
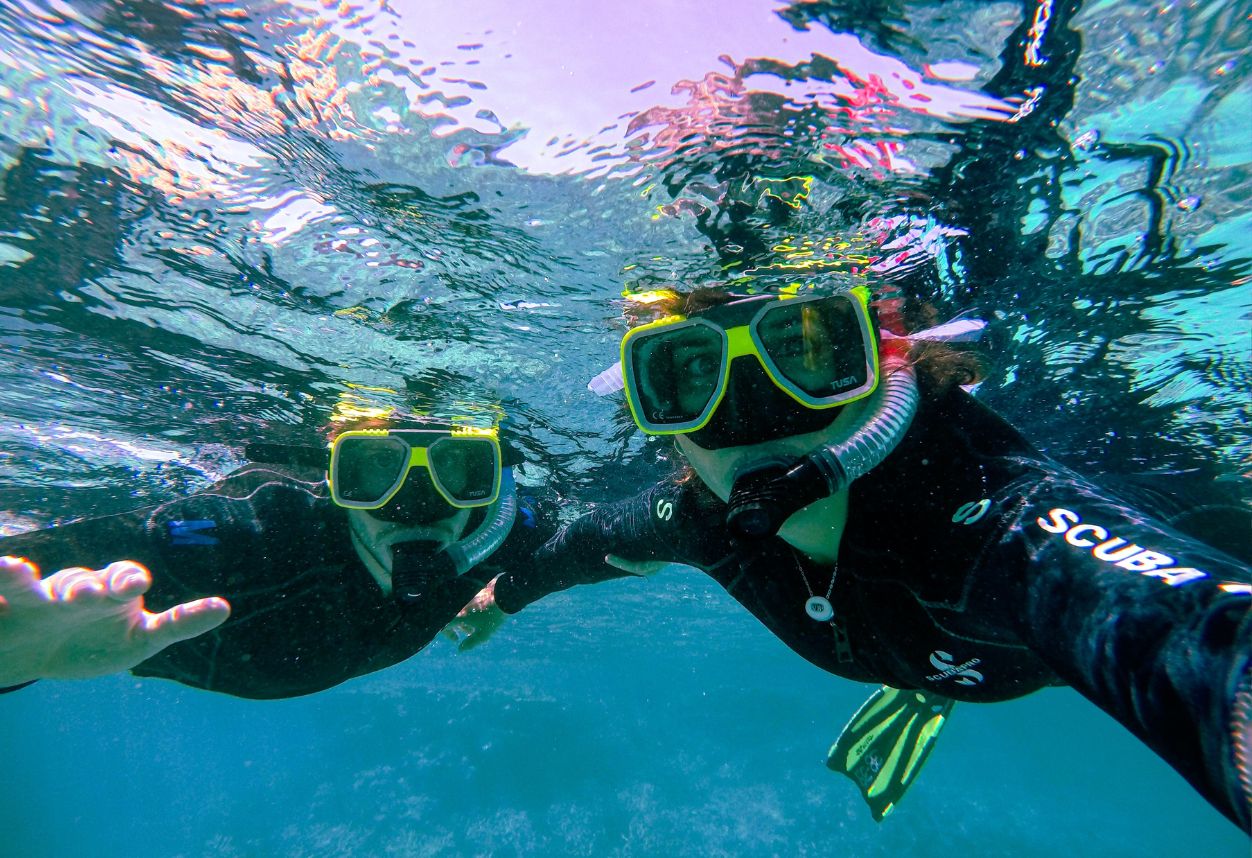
[1035,507,1208,586]
[926,650,984,686]
[655,498,673,521]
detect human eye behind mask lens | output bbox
[676,339,721,379]
[428,438,497,504]
[335,436,410,505]
[760,299,866,398]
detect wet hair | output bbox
[318,413,442,446]
[893,296,985,393]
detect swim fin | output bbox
[826,685,955,821]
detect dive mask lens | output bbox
[330,430,502,511]
[331,435,410,508]
[427,436,501,506]
[625,320,726,432]
[753,294,875,403]
[622,290,877,438]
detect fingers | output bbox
[49,568,108,601]
[455,609,504,653]
[0,556,40,595]
[458,632,485,653]
[457,623,495,653]
[605,554,631,572]
[443,620,475,641]
[1,558,153,605]
[141,597,231,650]
[104,562,152,602]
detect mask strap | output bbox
[588,362,625,396]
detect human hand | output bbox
[0,556,231,686]
[605,554,669,576]
[443,577,506,652]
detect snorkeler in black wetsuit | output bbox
[486,288,1252,830]
[0,421,549,699]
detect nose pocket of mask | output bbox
[687,357,839,450]
[366,469,454,524]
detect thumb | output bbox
[457,610,504,652]
[141,597,231,650]
[605,555,667,576]
[605,554,635,573]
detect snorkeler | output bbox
[482,286,1252,829]
[0,418,545,699]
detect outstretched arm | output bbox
[491,480,715,614]
[0,556,229,687]
[0,464,320,696]
[985,473,1251,830]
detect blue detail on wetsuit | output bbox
[519,498,537,529]
[168,520,218,546]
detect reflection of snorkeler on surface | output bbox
[483,286,1252,828]
[0,414,554,699]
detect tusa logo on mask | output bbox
[1035,507,1207,586]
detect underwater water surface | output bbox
[0,0,1248,855]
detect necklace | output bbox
[797,560,853,663]
[798,562,837,621]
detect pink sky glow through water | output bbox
[299,0,1015,175]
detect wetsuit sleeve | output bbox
[0,505,165,694]
[982,472,1252,829]
[1,507,161,574]
[0,465,332,697]
[492,481,709,614]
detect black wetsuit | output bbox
[491,382,1252,830]
[0,462,549,699]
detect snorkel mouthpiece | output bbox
[392,542,457,603]
[727,458,835,539]
[726,365,920,540]
[390,468,519,604]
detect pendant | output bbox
[805,596,834,621]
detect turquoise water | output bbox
[1,0,1249,854]
[4,578,1244,856]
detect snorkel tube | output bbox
[391,468,518,603]
[726,365,919,540]
[445,467,518,575]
